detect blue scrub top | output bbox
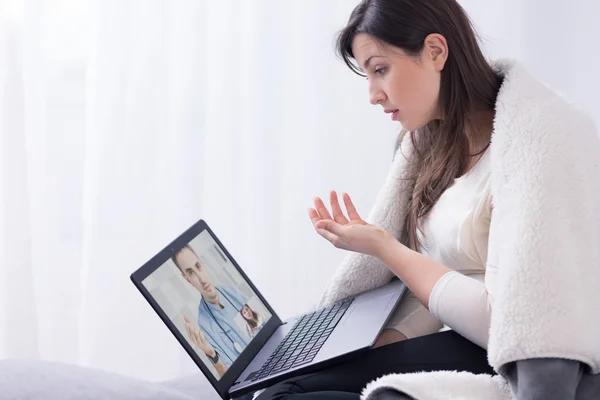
[197,286,250,368]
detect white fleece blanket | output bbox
[317,59,600,400]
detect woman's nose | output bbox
[369,84,385,105]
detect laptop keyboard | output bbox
[250,298,354,382]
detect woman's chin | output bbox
[397,117,412,130]
[399,121,412,130]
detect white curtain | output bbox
[1,0,598,382]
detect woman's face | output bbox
[242,305,253,320]
[351,33,448,131]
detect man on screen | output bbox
[172,244,251,377]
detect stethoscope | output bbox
[202,287,244,353]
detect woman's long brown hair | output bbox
[336,0,503,251]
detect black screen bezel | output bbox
[130,219,282,399]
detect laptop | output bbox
[130,219,406,399]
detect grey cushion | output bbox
[0,359,221,400]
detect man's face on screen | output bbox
[176,247,218,300]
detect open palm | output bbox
[308,191,390,257]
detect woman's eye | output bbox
[375,67,386,75]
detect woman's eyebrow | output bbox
[362,55,384,70]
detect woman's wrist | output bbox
[377,233,454,308]
[377,232,413,265]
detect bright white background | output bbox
[1,0,598,382]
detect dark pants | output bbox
[255,330,494,400]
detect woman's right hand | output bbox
[308,190,368,229]
[184,316,216,358]
[309,190,396,257]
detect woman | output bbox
[241,304,265,338]
[257,0,600,399]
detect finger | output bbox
[307,207,322,227]
[194,329,203,348]
[313,197,333,220]
[185,325,198,347]
[316,227,344,249]
[184,323,192,340]
[342,192,362,221]
[183,315,191,324]
[315,219,344,237]
[330,191,349,224]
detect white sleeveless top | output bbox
[384,149,493,344]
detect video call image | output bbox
[142,230,272,379]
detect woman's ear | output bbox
[423,33,448,72]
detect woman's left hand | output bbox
[308,190,392,258]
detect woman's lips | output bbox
[384,109,399,121]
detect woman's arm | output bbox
[377,236,452,309]
[378,235,491,348]
[310,194,491,347]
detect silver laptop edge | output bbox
[230,280,406,396]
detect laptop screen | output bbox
[141,229,273,380]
